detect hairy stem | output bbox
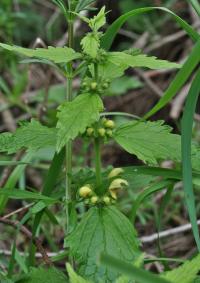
[94,138,102,190]
[65,16,74,232]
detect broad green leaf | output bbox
[114,120,181,164]
[56,93,103,151]
[108,52,180,70]
[0,43,81,64]
[100,254,170,283]
[144,39,200,119]
[181,68,200,251]
[98,60,125,79]
[101,7,199,50]
[19,267,68,283]
[0,119,57,154]
[81,33,100,58]
[67,206,140,282]
[161,253,200,283]
[89,6,106,31]
[67,264,90,283]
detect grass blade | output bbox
[131,180,173,222]
[188,0,200,18]
[0,152,33,214]
[144,39,200,119]
[100,254,170,283]
[101,7,199,50]
[29,149,65,265]
[181,68,200,251]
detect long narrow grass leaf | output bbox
[101,7,200,50]
[144,39,200,119]
[181,68,200,251]
[100,254,170,283]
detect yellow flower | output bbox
[108,168,124,179]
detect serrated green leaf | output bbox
[0,119,57,154]
[114,120,181,164]
[19,267,68,283]
[56,93,103,151]
[81,33,100,58]
[0,43,81,64]
[161,253,200,283]
[98,60,125,79]
[89,6,106,31]
[67,206,140,282]
[108,52,180,70]
[67,264,90,283]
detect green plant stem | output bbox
[94,138,102,190]
[65,16,74,232]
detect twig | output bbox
[140,219,200,243]
[0,217,53,266]
[2,203,34,220]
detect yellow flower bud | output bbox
[103,196,111,205]
[79,185,92,198]
[86,127,94,136]
[108,168,124,179]
[109,178,128,190]
[90,82,97,90]
[98,128,106,137]
[91,196,99,204]
[104,120,115,129]
[106,130,113,138]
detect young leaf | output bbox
[0,44,81,64]
[67,206,140,282]
[108,52,180,70]
[19,267,68,283]
[81,33,100,58]
[89,6,106,31]
[114,120,181,164]
[161,253,200,283]
[67,264,90,283]
[0,119,57,154]
[56,93,103,151]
